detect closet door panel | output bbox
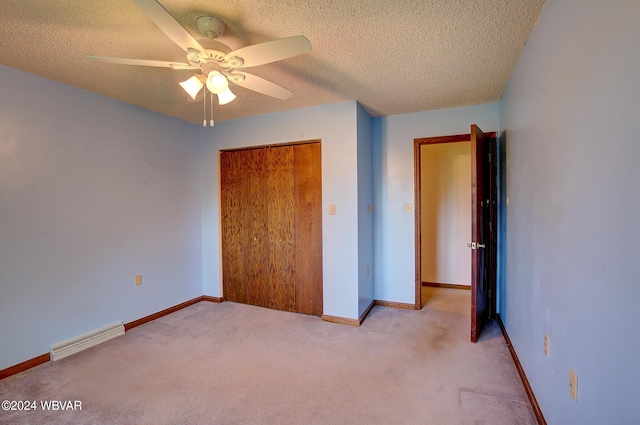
[220,150,248,303]
[293,143,323,316]
[266,146,296,312]
[245,148,269,307]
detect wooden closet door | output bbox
[220,149,249,303]
[244,148,269,307]
[220,142,323,316]
[266,146,296,312]
[293,143,323,316]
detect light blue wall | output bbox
[356,104,374,316]
[499,0,640,423]
[372,104,498,304]
[0,66,203,370]
[200,102,361,319]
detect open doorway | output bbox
[421,141,472,292]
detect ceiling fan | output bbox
[88,0,312,123]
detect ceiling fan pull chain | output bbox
[210,90,214,127]
[203,87,207,127]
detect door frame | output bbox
[413,132,496,314]
[414,134,471,309]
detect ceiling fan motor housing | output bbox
[197,17,225,39]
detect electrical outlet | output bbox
[135,274,142,286]
[569,369,578,402]
[544,334,549,357]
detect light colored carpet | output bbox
[0,289,536,424]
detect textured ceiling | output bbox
[0,0,545,125]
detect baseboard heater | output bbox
[50,322,125,361]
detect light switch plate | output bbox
[569,369,578,402]
[544,334,549,357]
[404,203,412,213]
[329,204,336,215]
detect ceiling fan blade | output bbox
[228,72,294,100]
[133,0,205,54]
[88,56,197,69]
[225,35,311,69]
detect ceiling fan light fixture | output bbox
[179,75,204,100]
[217,88,237,105]
[206,71,229,94]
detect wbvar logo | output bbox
[40,400,82,411]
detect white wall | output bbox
[200,101,362,319]
[372,104,498,304]
[420,142,471,285]
[0,65,203,370]
[499,0,640,423]
[357,104,374,316]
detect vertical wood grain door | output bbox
[470,124,490,342]
[244,148,269,308]
[266,145,296,312]
[220,141,322,316]
[220,149,248,304]
[293,143,323,316]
